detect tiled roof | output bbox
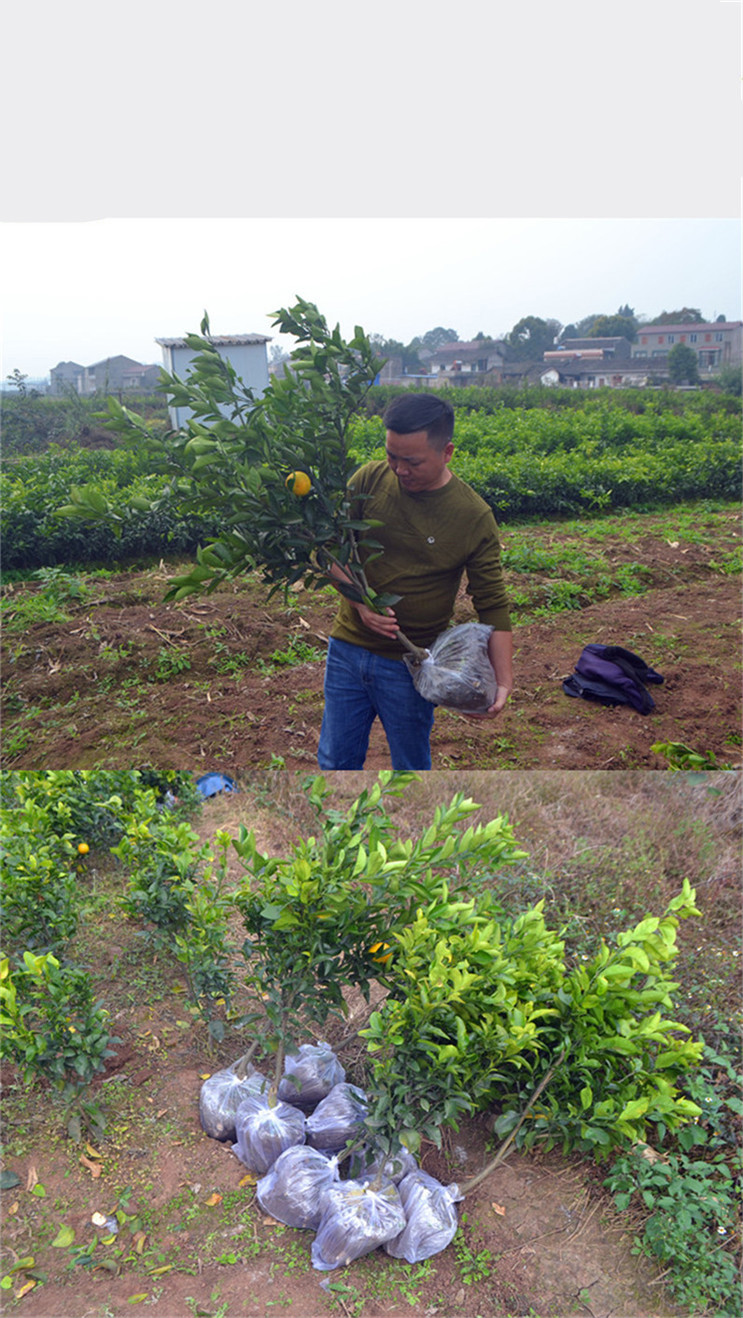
[639,322,742,334]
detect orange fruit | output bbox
[78,842,89,855]
[369,941,393,965]
[285,471,312,496]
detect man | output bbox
[317,392,513,770]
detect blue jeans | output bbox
[317,637,435,770]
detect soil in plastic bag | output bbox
[384,1168,463,1263]
[256,1146,340,1230]
[277,1041,345,1113]
[232,1092,306,1174]
[347,1142,418,1185]
[305,1083,368,1154]
[199,1064,270,1142]
[404,622,496,712]
[311,1178,406,1271]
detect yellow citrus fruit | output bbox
[369,941,393,965]
[285,471,312,496]
[78,842,89,855]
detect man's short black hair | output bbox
[382,393,455,450]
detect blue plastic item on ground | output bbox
[196,773,239,798]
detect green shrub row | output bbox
[1,447,220,570]
[2,397,740,570]
[363,382,742,418]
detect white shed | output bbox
[155,333,271,430]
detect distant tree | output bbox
[473,330,496,344]
[504,316,561,361]
[715,313,727,323]
[717,363,741,395]
[370,335,422,373]
[668,342,701,385]
[572,313,602,338]
[587,314,638,341]
[410,327,460,352]
[617,304,635,320]
[559,323,577,342]
[652,307,705,325]
[269,344,290,366]
[6,368,29,395]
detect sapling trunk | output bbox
[232,1039,260,1080]
[459,1047,569,1194]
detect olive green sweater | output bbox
[331,460,511,659]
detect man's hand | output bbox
[354,602,400,640]
[464,628,513,720]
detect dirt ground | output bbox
[2,550,741,772]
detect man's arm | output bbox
[486,628,513,715]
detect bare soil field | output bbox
[2,515,741,771]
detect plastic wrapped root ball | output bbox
[199,1064,270,1142]
[311,1178,406,1271]
[232,1091,306,1175]
[347,1142,418,1185]
[277,1041,345,1113]
[305,1083,368,1154]
[404,622,496,713]
[384,1168,463,1263]
[256,1145,340,1230]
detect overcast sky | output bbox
[1,0,740,381]
[3,217,741,378]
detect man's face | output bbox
[385,428,454,493]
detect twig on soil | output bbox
[565,1197,602,1242]
[460,1047,568,1194]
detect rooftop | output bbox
[155,334,271,347]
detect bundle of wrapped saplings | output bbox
[199,1040,462,1269]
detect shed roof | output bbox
[155,334,271,347]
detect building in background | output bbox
[155,333,270,430]
[49,355,161,396]
[632,320,742,374]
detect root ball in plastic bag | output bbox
[199,1064,270,1142]
[232,1092,306,1174]
[311,1178,406,1271]
[257,1146,340,1229]
[384,1169,463,1263]
[277,1041,345,1112]
[305,1083,368,1154]
[405,622,496,712]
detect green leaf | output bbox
[52,1225,76,1248]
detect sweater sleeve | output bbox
[464,512,512,632]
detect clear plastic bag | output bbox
[256,1146,340,1230]
[305,1083,368,1154]
[311,1178,406,1271]
[199,1064,270,1142]
[347,1142,418,1185]
[232,1092,306,1174]
[384,1169,463,1263]
[277,1041,345,1112]
[404,622,497,712]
